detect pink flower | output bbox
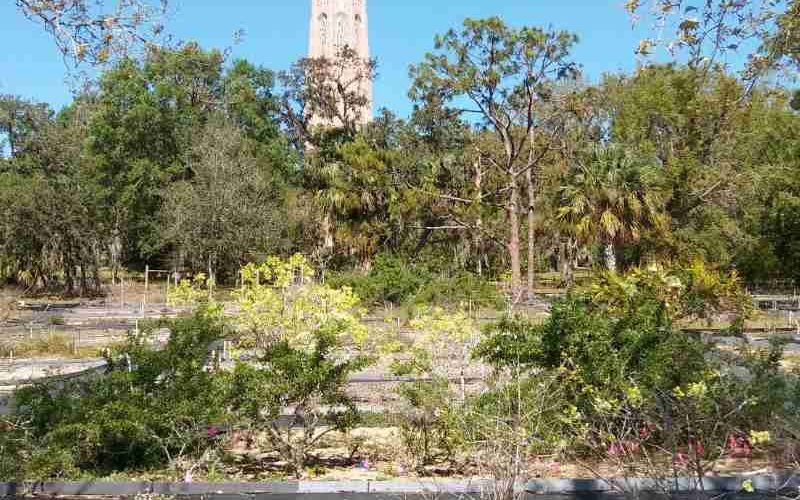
[608,442,625,457]
[726,434,752,458]
[639,422,657,440]
[689,438,705,456]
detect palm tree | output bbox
[557,145,667,271]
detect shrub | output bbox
[0,420,29,480]
[474,263,800,483]
[328,254,429,306]
[411,272,504,310]
[225,256,374,477]
[48,315,66,326]
[395,378,461,471]
[329,255,503,310]
[13,307,229,478]
[228,321,371,477]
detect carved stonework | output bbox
[308,0,372,126]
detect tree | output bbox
[232,255,368,350]
[279,46,377,149]
[627,0,799,80]
[161,118,289,282]
[0,95,51,158]
[278,47,378,263]
[601,65,800,273]
[14,0,169,67]
[229,325,370,477]
[0,101,108,295]
[557,145,667,271]
[89,44,287,264]
[409,17,579,298]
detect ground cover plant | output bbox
[1,0,799,493]
[2,257,799,492]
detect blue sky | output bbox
[0,0,652,117]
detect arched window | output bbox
[319,13,328,49]
[335,12,347,47]
[353,14,361,43]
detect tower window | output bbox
[319,13,328,49]
[335,12,347,47]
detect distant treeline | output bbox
[0,19,798,297]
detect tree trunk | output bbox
[474,160,484,277]
[321,210,334,252]
[507,179,521,298]
[79,262,87,297]
[604,241,617,272]
[560,237,575,288]
[7,121,15,157]
[526,167,536,299]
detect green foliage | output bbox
[167,273,214,307]
[13,308,228,478]
[0,94,51,157]
[762,192,800,281]
[329,255,502,309]
[0,420,29,480]
[388,308,481,469]
[463,372,579,456]
[412,272,504,310]
[89,43,289,264]
[475,264,749,412]
[395,378,461,470]
[229,319,372,477]
[472,261,800,472]
[233,255,368,350]
[328,255,429,305]
[558,144,667,270]
[0,102,107,295]
[161,118,290,281]
[410,17,579,291]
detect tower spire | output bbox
[308,0,372,126]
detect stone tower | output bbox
[308,0,372,125]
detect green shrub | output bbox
[0,420,29,480]
[394,378,461,471]
[329,255,502,309]
[473,263,800,470]
[411,272,504,310]
[328,254,430,305]
[474,264,745,417]
[13,307,229,478]
[229,320,372,477]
